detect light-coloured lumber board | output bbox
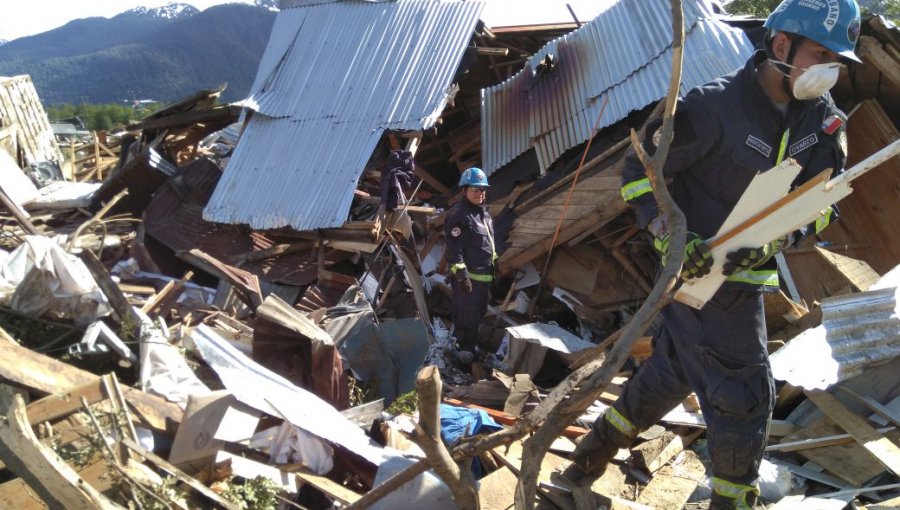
[858,36,900,89]
[767,426,895,452]
[806,390,900,477]
[295,471,361,505]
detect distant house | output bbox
[50,119,90,144]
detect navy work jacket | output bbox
[621,51,847,291]
[444,197,497,282]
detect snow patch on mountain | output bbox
[123,3,200,20]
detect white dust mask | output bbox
[768,60,841,100]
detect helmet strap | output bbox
[765,31,803,100]
[781,34,803,99]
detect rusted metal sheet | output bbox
[143,157,318,286]
[481,0,754,175]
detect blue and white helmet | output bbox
[459,167,489,188]
[765,0,861,63]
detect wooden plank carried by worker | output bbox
[676,139,900,309]
[784,99,900,302]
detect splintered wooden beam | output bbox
[0,389,125,510]
[79,250,142,327]
[0,337,182,433]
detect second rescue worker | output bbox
[444,167,498,364]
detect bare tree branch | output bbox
[513,1,687,507]
[409,366,479,510]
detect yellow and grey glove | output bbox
[653,231,713,280]
[722,235,790,276]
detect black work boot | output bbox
[709,487,759,509]
[561,417,629,487]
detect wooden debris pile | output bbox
[0,9,896,510]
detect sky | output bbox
[0,0,613,42]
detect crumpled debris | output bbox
[1,236,110,326]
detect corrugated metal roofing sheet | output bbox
[481,0,754,175]
[204,0,485,231]
[771,265,900,390]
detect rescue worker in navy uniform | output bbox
[445,167,498,364]
[564,0,860,508]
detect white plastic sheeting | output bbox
[0,236,110,325]
[138,310,210,407]
[190,324,385,465]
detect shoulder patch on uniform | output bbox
[789,133,819,157]
[451,227,462,237]
[822,114,843,135]
[746,134,772,158]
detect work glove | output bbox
[455,271,473,293]
[722,235,791,276]
[653,231,713,280]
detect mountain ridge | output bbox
[0,3,276,105]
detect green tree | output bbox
[45,102,159,132]
[725,0,780,17]
[726,0,900,20]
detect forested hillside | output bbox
[0,4,276,105]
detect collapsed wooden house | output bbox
[0,0,897,508]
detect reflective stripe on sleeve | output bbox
[621,178,653,202]
[815,205,834,234]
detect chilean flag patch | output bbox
[822,115,843,135]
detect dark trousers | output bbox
[611,288,774,485]
[451,280,491,351]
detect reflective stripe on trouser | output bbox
[451,280,491,351]
[725,268,778,288]
[712,477,759,510]
[621,178,652,201]
[604,406,638,438]
[469,272,493,283]
[450,262,467,274]
[612,288,774,485]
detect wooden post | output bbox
[92,131,101,180]
[411,366,479,510]
[0,189,41,236]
